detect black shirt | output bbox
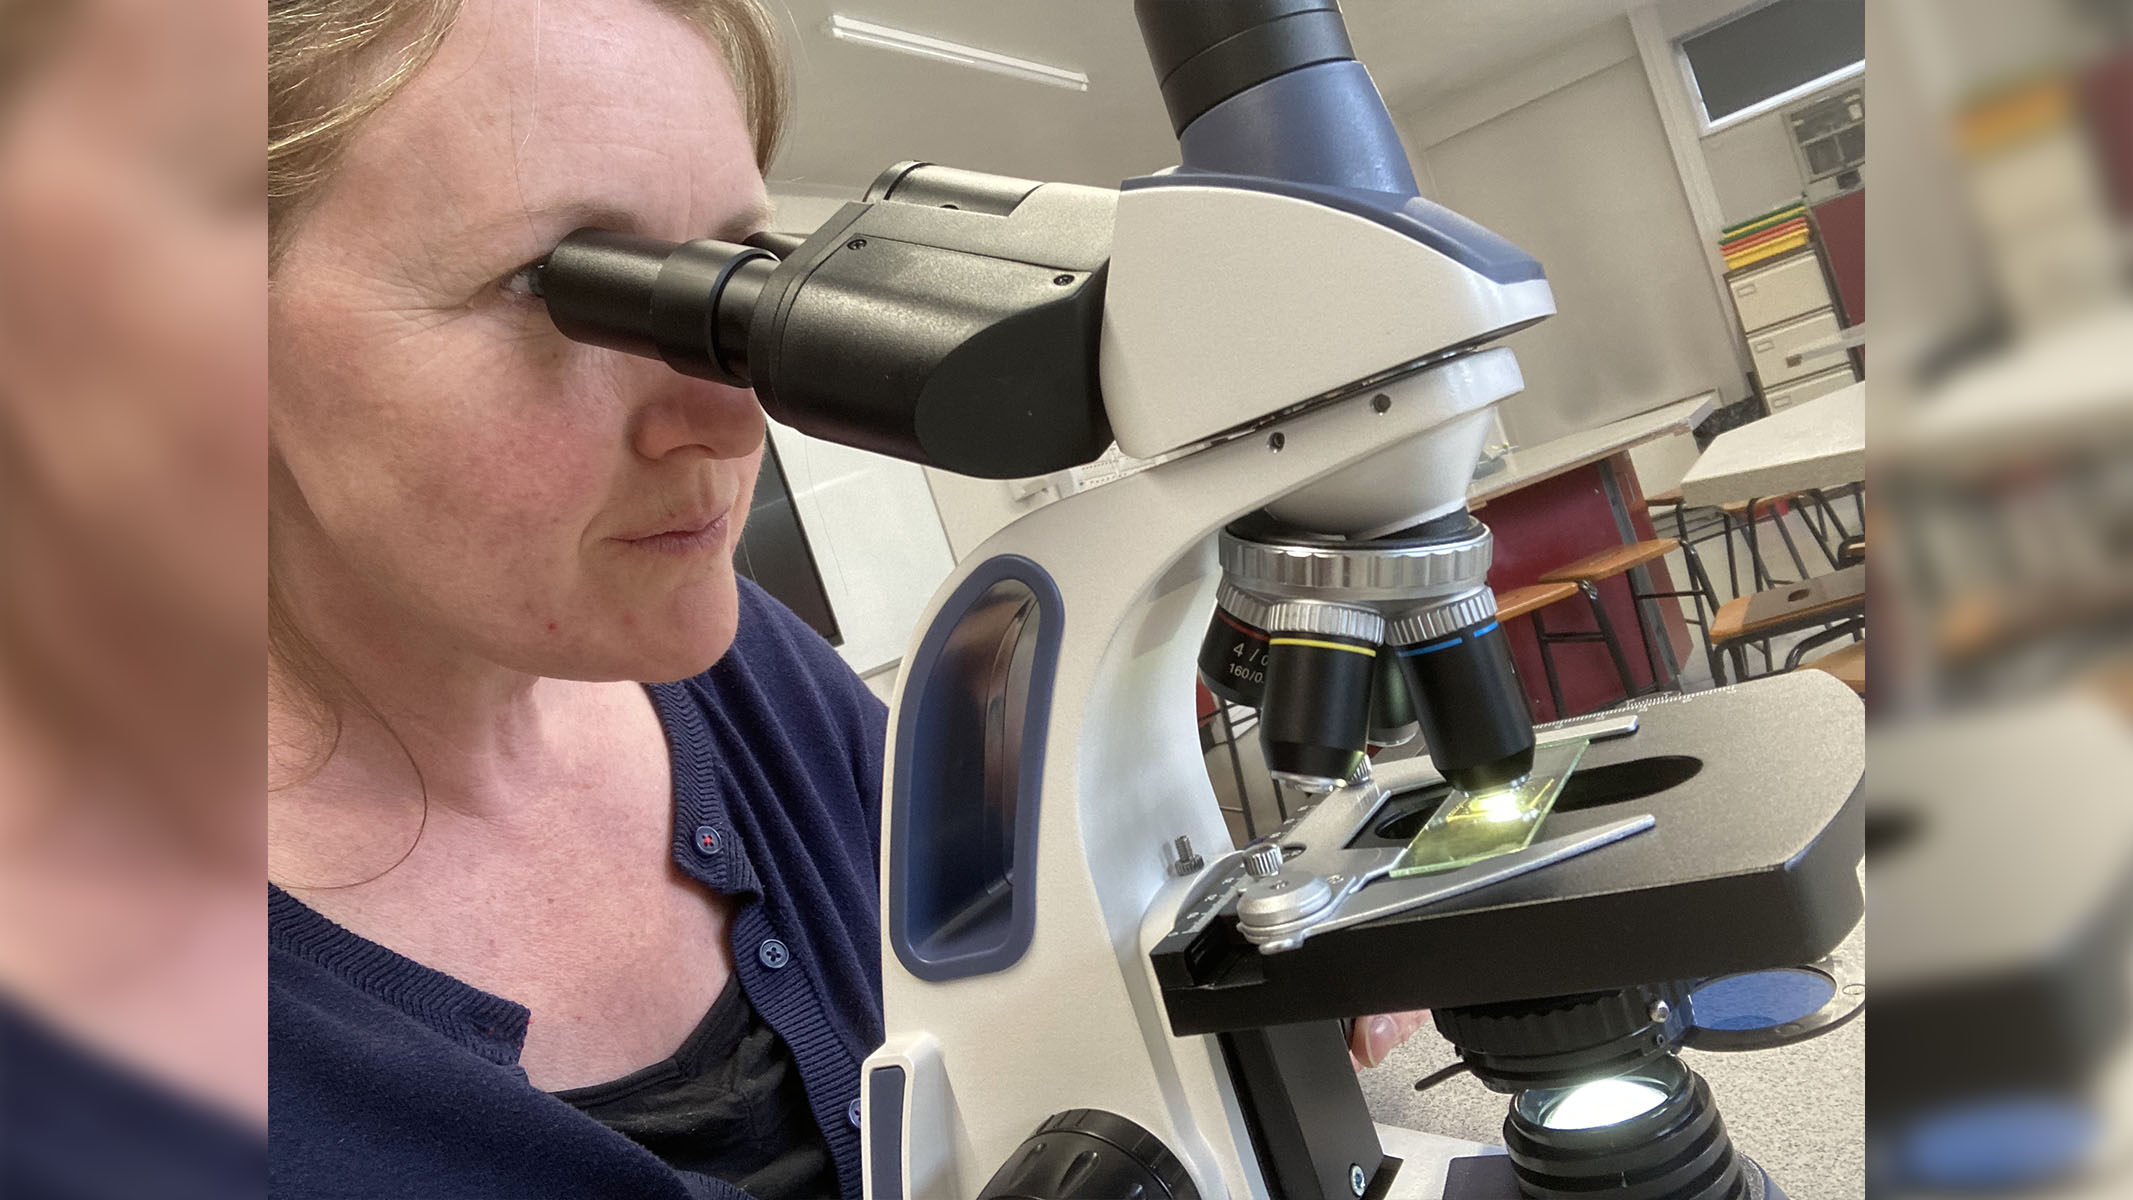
[554,975,841,1200]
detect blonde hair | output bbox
[267,0,788,798]
[268,0,788,267]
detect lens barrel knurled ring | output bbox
[1387,588,1499,646]
[1261,601,1385,643]
[1218,520,1492,603]
[1214,580,1275,631]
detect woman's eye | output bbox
[498,262,545,300]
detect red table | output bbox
[1469,393,1717,721]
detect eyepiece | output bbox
[538,229,773,387]
[1133,0,1354,137]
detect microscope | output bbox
[530,2,1864,1195]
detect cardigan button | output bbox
[848,1097,863,1128]
[758,938,791,969]
[692,825,722,856]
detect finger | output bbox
[1359,1014,1399,1068]
[1395,1009,1433,1045]
[1364,1011,1434,1068]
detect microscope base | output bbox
[1375,1124,1497,1199]
[1437,1150,1789,1199]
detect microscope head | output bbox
[531,0,1557,798]
[1109,0,1559,797]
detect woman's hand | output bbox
[1349,1010,1432,1070]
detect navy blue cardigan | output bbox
[269,580,890,1199]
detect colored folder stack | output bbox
[1720,203,1812,271]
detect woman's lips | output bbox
[617,511,731,555]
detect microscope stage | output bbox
[1153,672,1865,1034]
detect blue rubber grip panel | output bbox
[867,1065,906,1200]
[888,554,1062,982]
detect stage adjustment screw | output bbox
[1171,836,1203,876]
[1243,842,1284,879]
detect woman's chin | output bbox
[525,587,743,683]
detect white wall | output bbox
[1701,73,1865,227]
[1399,36,1749,447]
[1702,104,1812,226]
[921,467,1031,562]
[1646,0,1869,227]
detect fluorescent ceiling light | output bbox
[828,14,1088,92]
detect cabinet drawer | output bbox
[1764,365,1857,412]
[1730,251,1833,333]
[1748,309,1844,388]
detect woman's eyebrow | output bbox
[722,196,776,241]
[497,196,777,249]
[434,196,770,265]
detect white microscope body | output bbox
[859,156,1556,1200]
[529,7,1855,1196]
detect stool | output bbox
[1540,539,1690,693]
[1724,493,1830,590]
[1708,564,1867,684]
[1647,495,1733,681]
[1803,483,1866,562]
[1493,581,1637,722]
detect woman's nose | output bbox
[630,375,767,463]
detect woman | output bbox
[266,0,1426,1196]
[268,0,882,1196]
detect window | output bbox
[733,440,842,645]
[1681,0,1865,130]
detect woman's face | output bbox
[270,0,773,684]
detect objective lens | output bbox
[1198,585,1273,709]
[1257,602,1383,792]
[1388,601,1536,794]
[1367,652,1420,747]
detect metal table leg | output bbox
[1593,456,1683,685]
[1218,703,1257,842]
